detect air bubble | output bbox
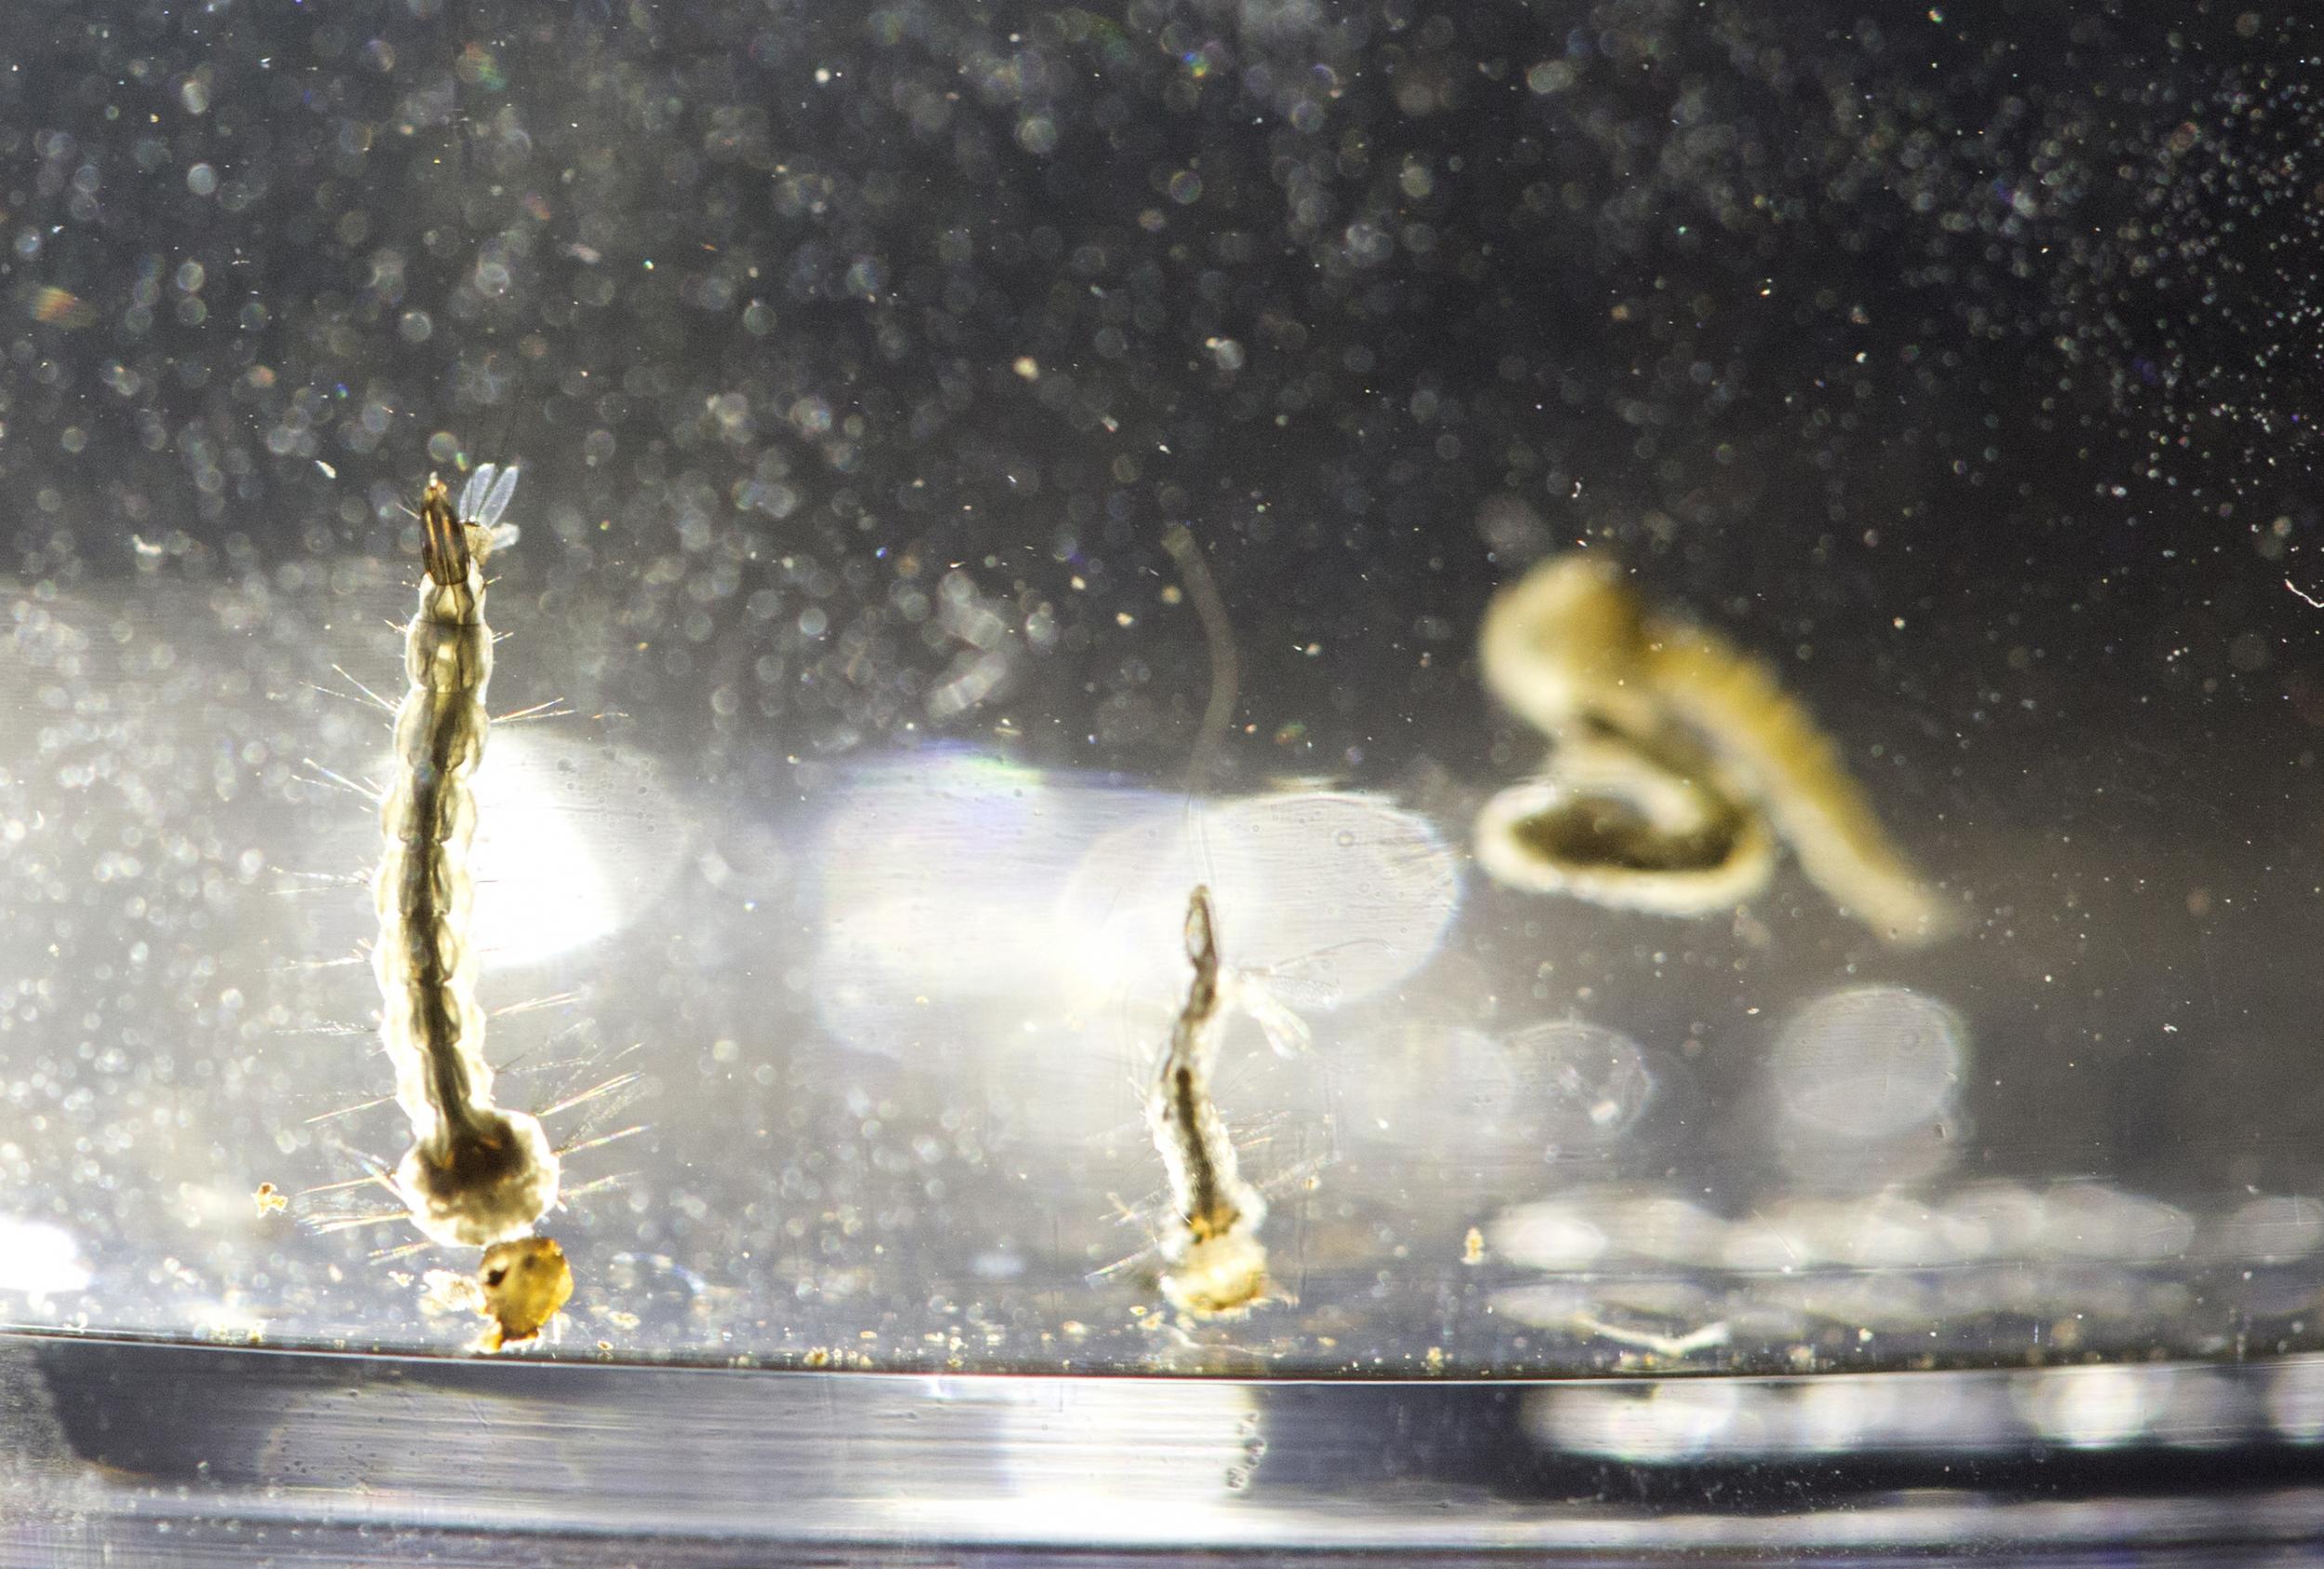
[1769,985,1966,1140]
[1501,1020,1655,1147]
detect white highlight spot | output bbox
[469,732,626,968]
[0,1217,90,1297]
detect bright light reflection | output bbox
[2268,1358,2324,1442]
[1527,1380,1745,1460]
[1490,1174,2278,1340]
[888,1377,1261,1544]
[467,731,634,968]
[2017,1365,2166,1448]
[809,752,1459,1051]
[0,1216,89,1297]
[1530,1374,2023,1461]
[2213,1194,2324,1264]
[1055,790,1459,1014]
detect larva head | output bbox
[1478,554,1660,738]
[417,474,472,589]
[1160,1227,1272,1318]
[1183,884,1219,971]
[394,1108,561,1249]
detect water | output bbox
[4,1,2324,1558]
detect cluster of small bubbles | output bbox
[0,578,338,1304]
[2041,36,2324,505]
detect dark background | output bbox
[5,0,2317,770]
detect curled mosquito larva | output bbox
[1149,886,1273,1318]
[374,466,561,1248]
[477,1235,575,1351]
[1475,555,1957,947]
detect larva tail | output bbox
[1645,619,1961,948]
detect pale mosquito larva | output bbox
[1474,554,1958,948]
[372,463,562,1248]
[1148,885,1274,1318]
[1134,527,1301,1317]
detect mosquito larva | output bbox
[1475,555,1957,947]
[373,464,561,1248]
[1148,885,1272,1318]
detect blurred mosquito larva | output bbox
[1147,885,1274,1318]
[1474,553,1958,948]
